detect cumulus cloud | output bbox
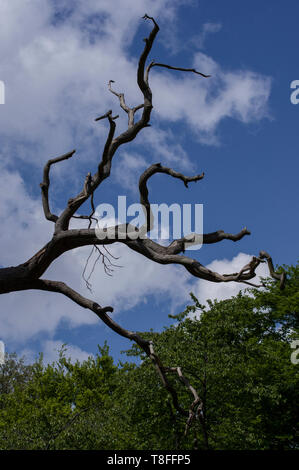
[151,52,271,144]
[0,163,51,265]
[142,127,194,170]
[113,126,194,194]
[193,22,222,50]
[113,152,148,193]
[21,339,93,365]
[0,0,186,166]
[0,0,271,170]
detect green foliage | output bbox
[0,343,118,449]
[0,353,33,397]
[0,262,298,450]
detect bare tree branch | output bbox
[108,80,143,127]
[40,149,76,222]
[139,162,204,233]
[52,15,159,233]
[145,60,211,84]
[259,250,286,289]
[202,227,250,244]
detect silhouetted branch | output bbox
[145,60,211,84]
[40,149,76,222]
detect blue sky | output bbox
[0,0,298,365]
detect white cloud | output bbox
[79,243,193,312]
[0,0,186,166]
[112,126,195,194]
[150,52,271,144]
[0,163,51,265]
[113,152,148,193]
[142,127,194,170]
[0,0,271,172]
[43,339,92,364]
[193,22,222,50]
[195,252,269,307]
[21,339,92,365]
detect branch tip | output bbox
[95,110,113,122]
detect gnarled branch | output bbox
[108,80,144,128]
[145,60,211,84]
[40,149,76,223]
[139,162,204,233]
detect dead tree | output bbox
[0,15,285,440]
